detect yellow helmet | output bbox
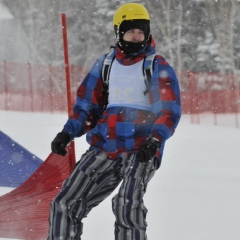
[113,3,150,28]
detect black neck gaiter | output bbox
[119,39,147,54]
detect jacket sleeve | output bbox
[149,55,181,142]
[62,54,107,139]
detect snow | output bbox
[0,3,13,20]
[0,110,240,240]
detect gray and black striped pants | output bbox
[48,149,157,240]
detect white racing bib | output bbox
[107,59,151,110]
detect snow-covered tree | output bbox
[1,0,240,74]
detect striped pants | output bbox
[48,149,157,240]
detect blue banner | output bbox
[0,131,43,187]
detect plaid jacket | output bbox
[63,37,181,164]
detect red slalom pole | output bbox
[61,13,72,117]
[61,13,76,170]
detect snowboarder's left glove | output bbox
[51,132,71,156]
[137,137,161,162]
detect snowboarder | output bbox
[48,3,181,240]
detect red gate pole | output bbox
[49,63,53,113]
[3,60,8,110]
[61,13,76,171]
[28,62,34,112]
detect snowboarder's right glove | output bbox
[137,137,161,162]
[51,132,71,156]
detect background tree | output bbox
[205,0,237,74]
[1,0,240,74]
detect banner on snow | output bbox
[0,130,43,187]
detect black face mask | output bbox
[119,39,147,54]
[115,20,150,55]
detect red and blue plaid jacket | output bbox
[63,37,181,164]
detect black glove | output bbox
[137,137,161,162]
[51,132,71,156]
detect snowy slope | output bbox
[0,110,240,240]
